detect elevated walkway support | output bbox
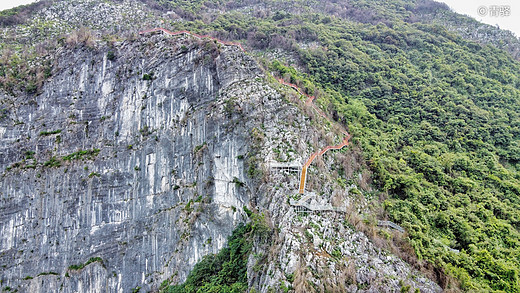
[269,161,301,176]
[289,192,346,213]
[377,220,405,233]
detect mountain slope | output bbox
[1,0,520,292]
[149,0,520,291]
[0,12,441,293]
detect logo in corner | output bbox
[477,5,488,17]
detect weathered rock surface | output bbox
[1,31,442,292]
[246,91,443,293]
[0,33,262,292]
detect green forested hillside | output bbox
[156,1,520,291]
[2,0,520,291]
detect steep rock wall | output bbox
[0,32,444,293]
[0,34,263,292]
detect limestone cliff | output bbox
[0,9,441,293]
[0,33,262,291]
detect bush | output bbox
[25,81,37,94]
[68,257,103,271]
[164,223,252,293]
[62,149,100,161]
[43,156,61,168]
[142,73,154,80]
[39,129,61,136]
[107,50,116,61]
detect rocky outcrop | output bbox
[0,33,262,292]
[0,29,442,292]
[244,85,442,293]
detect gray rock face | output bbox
[0,34,262,292]
[0,32,442,293]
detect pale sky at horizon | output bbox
[437,0,519,37]
[0,0,37,12]
[0,0,519,38]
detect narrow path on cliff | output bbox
[138,28,351,195]
[275,79,350,194]
[138,27,245,51]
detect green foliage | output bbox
[68,257,103,271]
[139,125,151,136]
[246,154,262,179]
[43,156,61,168]
[62,149,100,161]
[400,284,411,293]
[232,176,244,187]
[243,206,252,218]
[0,108,7,119]
[107,50,116,61]
[184,199,194,213]
[4,150,38,171]
[286,273,294,283]
[299,20,520,293]
[142,73,154,80]
[163,207,272,292]
[280,280,290,293]
[194,142,207,153]
[37,271,58,276]
[250,211,271,241]
[224,97,237,116]
[163,223,253,293]
[25,81,37,93]
[331,248,342,260]
[39,129,61,136]
[88,172,100,178]
[39,148,101,169]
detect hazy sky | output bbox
[0,0,519,37]
[0,0,36,12]
[438,0,519,37]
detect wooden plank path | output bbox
[138,27,245,52]
[290,193,347,213]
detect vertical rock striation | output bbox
[0,32,443,293]
[0,34,263,292]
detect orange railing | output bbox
[138,28,245,52]
[298,134,350,193]
[276,78,350,194]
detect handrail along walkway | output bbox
[138,27,245,52]
[275,79,351,194]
